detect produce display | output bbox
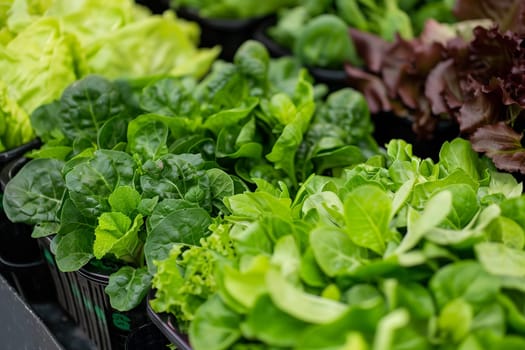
[3,40,378,313]
[150,138,525,349]
[1,0,525,349]
[0,0,218,152]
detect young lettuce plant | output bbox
[138,40,379,190]
[150,138,525,349]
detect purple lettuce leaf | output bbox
[470,122,525,174]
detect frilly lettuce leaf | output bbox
[0,80,34,150]
[0,0,218,150]
[85,12,219,80]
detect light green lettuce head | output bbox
[0,0,218,150]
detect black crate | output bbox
[0,138,40,173]
[147,291,192,350]
[176,7,269,61]
[39,237,168,350]
[253,17,349,91]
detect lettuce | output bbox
[0,0,218,151]
[0,81,34,151]
[161,138,525,349]
[85,12,219,80]
[344,1,525,174]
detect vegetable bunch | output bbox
[152,138,525,349]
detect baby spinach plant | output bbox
[150,138,525,349]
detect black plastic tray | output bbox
[135,0,170,14]
[176,7,269,61]
[253,17,349,91]
[0,138,41,172]
[39,237,168,350]
[372,112,460,161]
[147,291,192,350]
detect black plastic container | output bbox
[0,155,56,303]
[39,237,168,350]
[176,7,269,61]
[147,291,192,350]
[253,17,349,91]
[372,112,460,161]
[0,138,41,173]
[135,0,170,14]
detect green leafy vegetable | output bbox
[0,0,218,150]
[148,138,525,349]
[105,266,152,311]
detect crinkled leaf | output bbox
[105,266,151,312]
[108,186,141,217]
[144,204,212,273]
[470,123,525,175]
[55,227,94,272]
[65,150,136,218]
[3,158,65,224]
[127,116,169,162]
[93,213,143,263]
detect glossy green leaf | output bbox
[144,204,211,273]
[105,266,152,311]
[55,228,94,272]
[108,186,141,216]
[189,294,242,350]
[344,185,392,255]
[310,226,365,277]
[266,267,347,324]
[3,158,65,224]
[241,294,308,347]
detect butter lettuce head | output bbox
[86,12,219,80]
[0,81,33,151]
[0,17,82,151]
